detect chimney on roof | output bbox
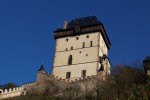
[63,20,67,29]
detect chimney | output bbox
[63,20,67,29]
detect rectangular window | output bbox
[83,42,85,48]
[76,37,79,40]
[87,35,89,38]
[90,41,93,47]
[82,70,86,77]
[66,72,71,79]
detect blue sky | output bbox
[0,0,150,85]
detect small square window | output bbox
[86,54,88,56]
[76,37,79,40]
[66,39,69,41]
[79,51,81,53]
[86,35,89,38]
[71,46,73,50]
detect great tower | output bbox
[52,16,111,81]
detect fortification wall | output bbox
[36,70,105,84]
[0,69,105,99]
[0,87,23,99]
[32,70,106,97]
[35,70,105,89]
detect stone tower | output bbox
[143,56,150,76]
[52,16,111,81]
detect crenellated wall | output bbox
[0,87,24,99]
[0,68,106,99]
[36,69,105,83]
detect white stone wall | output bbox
[55,32,99,52]
[54,47,98,67]
[53,31,110,80]
[53,62,98,79]
[0,87,23,99]
[99,33,108,55]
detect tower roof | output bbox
[54,16,111,50]
[67,16,101,29]
[144,56,150,61]
[38,64,45,71]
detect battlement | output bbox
[23,82,36,87]
[0,87,24,99]
[37,69,104,84]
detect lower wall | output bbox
[53,62,98,79]
[0,87,23,99]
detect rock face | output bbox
[143,56,150,76]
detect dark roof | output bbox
[145,56,150,61]
[67,16,101,29]
[143,56,150,65]
[54,16,111,50]
[38,64,45,71]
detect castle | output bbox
[1,16,150,99]
[52,16,111,81]
[0,16,112,99]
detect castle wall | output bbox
[53,62,98,79]
[0,87,23,99]
[54,47,98,67]
[55,32,99,53]
[99,33,108,55]
[53,32,100,79]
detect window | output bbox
[87,35,89,38]
[66,72,71,79]
[68,55,72,65]
[66,48,68,51]
[76,37,79,40]
[83,42,85,48]
[82,70,86,77]
[86,54,88,56]
[90,41,93,47]
[79,51,81,53]
[71,46,73,50]
[66,39,69,42]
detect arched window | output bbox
[68,55,72,65]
